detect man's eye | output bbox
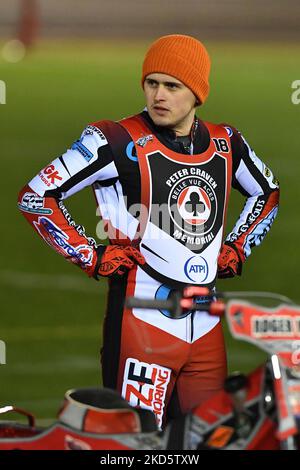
[167,83,178,89]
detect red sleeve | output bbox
[18,185,99,277]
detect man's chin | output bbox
[149,112,171,128]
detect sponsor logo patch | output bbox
[33,217,93,267]
[136,134,154,148]
[126,141,138,162]
[167,168,218,238]
[38,164,63,187]
[58,201,96,245]
[224,126,233,137]
[229,199,265,239]
[71,139,94,162]
[18,192,52,215]
[122,358,171,429]
[84,125,106,140]
[252,316,296,337]
[184,255,209,283]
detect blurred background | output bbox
[0,0,299,424]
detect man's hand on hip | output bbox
[217,243,243,279]
[94,245,145,279]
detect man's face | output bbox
[143,73,198,135]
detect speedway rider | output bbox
[18,35,279,428]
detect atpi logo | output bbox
[184,255,209,283]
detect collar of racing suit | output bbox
[141,110,210,155]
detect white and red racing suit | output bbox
[18,111,279,428]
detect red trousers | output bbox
[117,309,227,428]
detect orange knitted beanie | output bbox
[142,34,211,104]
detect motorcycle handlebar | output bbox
[125,296,225,318]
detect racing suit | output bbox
[18,110,279,428]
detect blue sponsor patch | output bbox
[184,255,209,283]
[126,141,138,162]
[155,284,190,319]
[224,126,233,137]
[72,140,94,162]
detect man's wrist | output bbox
[224,241,244,265]
[92,245,107,280]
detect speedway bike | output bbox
[0,287,299,450]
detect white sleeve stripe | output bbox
[241,135,264,173]
[229,195,258,235]
[60,161,119,200]
[235,160,264,197]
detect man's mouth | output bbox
[153,106,169,115]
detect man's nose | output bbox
[154,85,167,101]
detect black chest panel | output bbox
[148,151,227,253]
